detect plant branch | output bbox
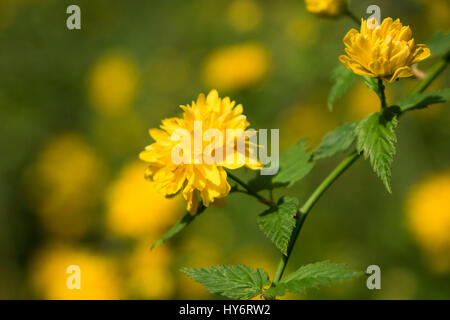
[269,54,449,290]
[271,151,360,286]
[345,9,361,26]
[227,171,276,207]
[377,78,387,109]
[409,51,450,96]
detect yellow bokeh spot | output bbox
[177,237,224,299]
[232,245,277,275]
[106,162,183,238]
[280,103,337,150]
[406,171,450,273]
[346,82,382,121]
[0,0,20,32]
[203,43,270,91]
[227,0,262,33]
[420,0,450,30]
[305,0,346,18]
[126,242,175,299]
[378,268,417,299]
[285,16,319,46]
[30,245,122,300]
[88,52,139,114]
[25,133,105,238]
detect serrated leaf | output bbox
[396,89,450,113]
[313,122,358,160]
[328,65,357,110]
[428,32,450,57]
[181,265,270,299]
[355,111,398,193]
[265,261,361,297]
[257,196,299,254]
[249,140,314,191]
[272,140,315,186]
[151,205,206,249]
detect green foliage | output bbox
[355,111,398,193]
[265,261,361,297]
[151,205,206,249]
[428,32,450,57]
[313,122,358,160]
[396,89,450,113]
[257,196,299,255]
[362,76,380,94]
[328,65,357,110]
[181,265,270,299]
[249,140,314,191]
[270,140,314,187]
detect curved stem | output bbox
[271,151,360,285]
[410,51,450,96]
[345,10,361,26]
[227,171,275,207]
[270,54,449,289]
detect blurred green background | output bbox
[0,0,449,299]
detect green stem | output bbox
[410,51,450,95]
[271,151,361,286]
[227,171,275,207]
[345,10,361,26]
[270,54,449,289]
[377,78,387,109]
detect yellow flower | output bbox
[203,43,270,91]
[30,245,122,300]
[339,18,431,82]
[140,90,262,214]
[406,171,450,273]
[88,52,139,114]
[305,0,346,18]
[106,162,182,238]
[126,242,175,299]
[25,134,105,238]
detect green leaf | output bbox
[181,265,270,299]
[396,89,450,113]
[265,261,361,297]
[355,111,398,193]
[362,76,379,94]
[257,196,299,254]
[151,205,206,249]
[313,122,358,160]
[249,140,314,191]
[428,32,450,57]
[328,65,357,110]
[273,140,315,187]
